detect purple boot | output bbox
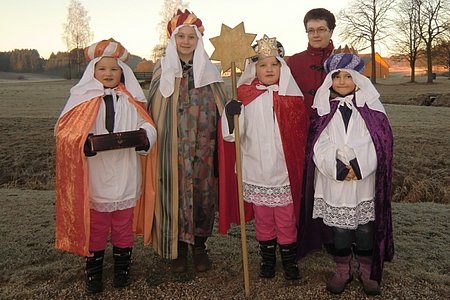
[357,255,381,295]
[326,255,353,294]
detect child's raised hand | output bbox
[225,100,242,117]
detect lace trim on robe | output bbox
[312,198,375,229]
[90,198,136,212]
[243,182,292,207]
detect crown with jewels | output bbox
[250,34,284,62]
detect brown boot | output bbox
[357,255,381,295]
[192,236,211,272]
[172,241,188,273]
[326,255,353,294]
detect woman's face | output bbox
[94,57,122,88]
[306,19,333,49]
[175,25,198,62]
[255,56,281,86]
[331,70,356,96]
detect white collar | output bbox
[332,94,354,109]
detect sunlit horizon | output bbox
[1,0,394,61]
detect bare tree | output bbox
[151,44,166,62]
[416,0,450,83]
[432,38,450,74]
[151,0,190,61]
[337,0,396,83]
[392,0,423,82]
[62,0,93,79]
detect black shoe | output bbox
[279,243,300,280]
[113,247,132,288]
[259,262,276,278]
[259,239,277,278]
[85,250,104,294]
[282,263,300,280]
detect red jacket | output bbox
[287,41,334,118]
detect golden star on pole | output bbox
[209,22,257,72]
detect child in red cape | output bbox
[220,35,309,280]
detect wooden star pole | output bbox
[210,22,256,298]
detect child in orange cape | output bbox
[54,38,157,294]
[220,35,309,280]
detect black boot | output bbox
[259,239,277,278]
[192,236,212,272]
[172,241,189,273]
[85,250,104,294]
[279,243,300,280]
[113,246,132,288]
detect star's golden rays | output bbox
[210,22,256,72]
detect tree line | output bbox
[0,49,86,78]
[3,0,449,83]
[0,49,43,73]
[338,0,450,83]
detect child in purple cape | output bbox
[297,53,394,296]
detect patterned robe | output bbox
[147,60,226,259]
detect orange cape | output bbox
[55,84,156,256]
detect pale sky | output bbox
[0,0,357,60]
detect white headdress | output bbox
[59,39,145,119]
[159,25,223,98]
[313,53,385,116]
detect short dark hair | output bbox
[303,8,336,30]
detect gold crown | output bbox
[255,35,279,58]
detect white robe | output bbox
[312,101,377,229]
[221,85,292,207]
[87,89,157,212]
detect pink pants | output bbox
[89,207,134,251]
[253,203,297,245]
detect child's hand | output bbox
[135,129,150,152]
[225,100,242,117]
[345,165,356,181]
[84,134,97,157]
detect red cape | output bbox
[218,80,309,234]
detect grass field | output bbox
[0,189,449,299]
[0,74,448,203]
[0,73,449,299]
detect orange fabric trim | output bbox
[55,99,101,256]
[118,87,157,246]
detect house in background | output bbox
[359,53,390,79]
[133,59,155,88]
[334,45,390,79]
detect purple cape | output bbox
[297,97,394,284]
